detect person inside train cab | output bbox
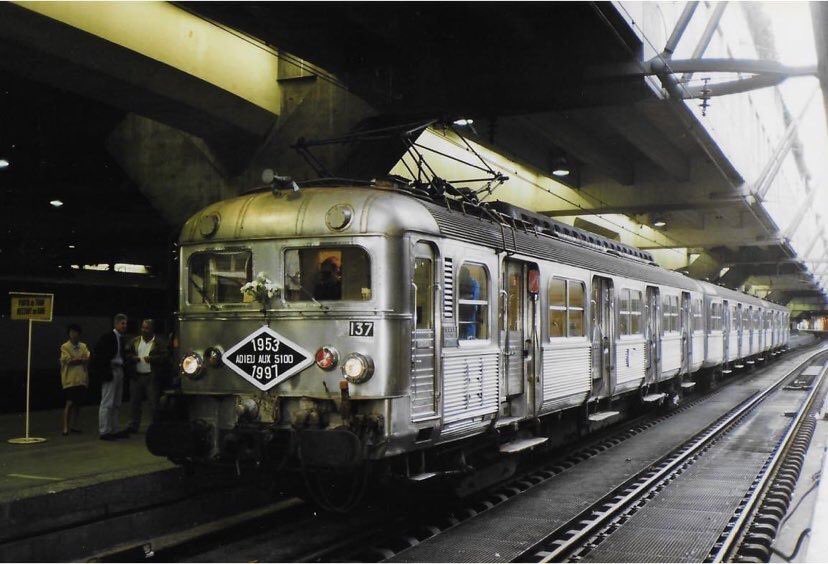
[314,255,342,300]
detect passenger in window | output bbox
[314,256,342,300]
[460,267,481,339]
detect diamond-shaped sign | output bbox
[222,326,314,391]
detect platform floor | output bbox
[0,405,172,503]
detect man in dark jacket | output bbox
[92,313,129,440]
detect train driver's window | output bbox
[458,263,489,340]
[188,250,252,305]
[284,247,371,302]
[414,257,433,330]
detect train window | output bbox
[188,250,252,305]
[506,268,523,332]
[549,277,565,338]
[458,263,489,340]
[569,281,586,337]
[414,258,433,330]
[709,302,722,331]
[284,247,371,302]
[662,294,679,333]
[548,278,585,338]
[692,299,703,331]
[619,289,643,335]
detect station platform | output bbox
[0,406,284,562]
[0,407,181,560]
[0,406,172,501]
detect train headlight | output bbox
[181,352,204,378]
[315,346,339,370]
[341,352,374,384]
[204,346,223,368]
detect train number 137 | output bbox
[349,321,374,337]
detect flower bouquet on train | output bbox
[241,272,281,323]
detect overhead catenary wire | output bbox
[414,128,694,258]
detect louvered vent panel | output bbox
[443,257,454,318]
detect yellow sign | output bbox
[10,292,54,322]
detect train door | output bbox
[411,242,438,422]
[645,286,661,384]
[736,304,743,358]
[590,276,614,398]
[722,300,730,361]
[681,292,691,375]
[501,260,536,418]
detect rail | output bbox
[515,346,828,563]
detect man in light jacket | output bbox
[125,319,169,434]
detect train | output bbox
[147,177,790,506]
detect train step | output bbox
[587,411,620,422]
[495,416,522,429]
[408,472,439,482]
[642,393,666,403]
[499,437,548,454]
[680,382,696,389]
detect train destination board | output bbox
[222,326,315,391]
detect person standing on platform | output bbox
[59,324,90,436]
[92,313,129,441]
[125,319,168,434]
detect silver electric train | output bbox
[147,179,790,497]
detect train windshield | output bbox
[188,251,253,305]
[284,246,371,302]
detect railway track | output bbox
[513,348,828,563]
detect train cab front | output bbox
[147,238,403,473]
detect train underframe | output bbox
[147,345,787,509]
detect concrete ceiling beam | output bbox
[514,114,635,186]
[596,106,690,181]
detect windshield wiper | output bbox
[188,274,216,310]
[286,273,330,311]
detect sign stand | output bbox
[8,292,52,445]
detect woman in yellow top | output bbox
[60,324,90,436]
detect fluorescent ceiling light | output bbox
[653,220,667,227]
[551,156,571,177]
[453,118,474,126]
[50,200,64,208]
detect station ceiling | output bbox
[0,74,172,279]
[0,2,823,318]
[189,2,825,314]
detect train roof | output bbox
[180,186,440,243]
[181,184,784,309]
[696,280,785,311]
